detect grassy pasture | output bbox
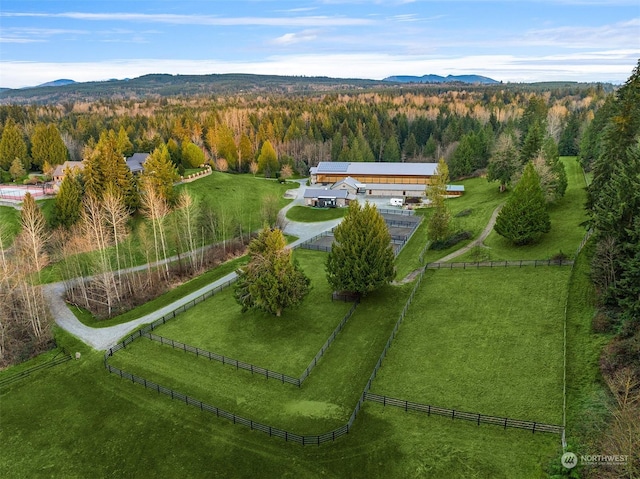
[108,274,414,433]
[457,157,588,262]
[372,266,569,424]
[0,331,561,479]
[141,250,352,374]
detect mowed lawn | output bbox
[145,250,353,375]
[371,266,569,424]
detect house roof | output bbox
[52,161,84,178]
[314,161,438,177]
[303,188,350,199]
[125,153,150,173]
[331,176,365,190]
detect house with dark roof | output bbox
[125,153,150,175]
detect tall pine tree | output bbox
[326,201,395,295]
[494,162,551,245]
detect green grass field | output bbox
[108,274,414,433]
[372,267,569,424]
[139,250,353,374]
[456,157,588,262]
[0,335,561,478]
[286,205,347,222]
[0,205,20,245]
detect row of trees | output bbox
[234,200,396,317]
[1,194,52,367]
[0,84,606,182]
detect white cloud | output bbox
[0,12,375,27]
[272,31,319,45]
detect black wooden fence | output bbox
[123,299,360,388]
[0,349,73,388]
[364,393,562,434]
[104,362,352,445]
[425,259,573,269]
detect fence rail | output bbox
[425,259,573,269]
[104,362,352,445]
[364,392,563,434]
[377,208,415,216]
[0,350,73,388]
[140,332,302,385]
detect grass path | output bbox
[394,202,503,284]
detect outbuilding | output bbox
[303,188,354,207]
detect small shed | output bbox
[303,188,353,207]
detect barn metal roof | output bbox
[314,161,438,176]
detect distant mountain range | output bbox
[35,79,76,88]
[383,74,499,84]
[0,72,609,105]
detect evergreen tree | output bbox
[30,123,68,170]
[487,133,518,192]
[141,143,179,203]
[234,227,310,317]
[494,162,551,245]
[238,133,253,172]
[9,158,26,181]
[257,140,278,177]
[519,120,544,164]
[558,110,581,156]
[116,126,134,157]
[403,133,419,159]
[181,141,205,168]
[382,136,400,162]
[84,130,138,209]
[426,158,451,242]
[326,201,395,295]
[53,168,83,228]
[0,118,28,171]
[166,138,182,166]
[541,136,567,201]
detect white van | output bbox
[389,198,404,207]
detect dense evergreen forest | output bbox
[0,80,609,182]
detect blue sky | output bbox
[1,0,638,88]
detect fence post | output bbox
[532,422,536,434]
